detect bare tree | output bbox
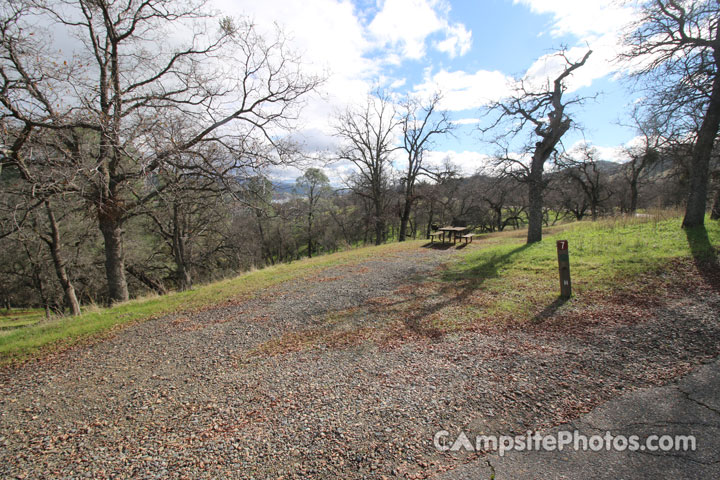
[1,0,318,302]
[477,174,526,231]
[335,93,401,245]
[239,175,276,266]
[141,163,228,291]
[557,143,612,220]
[552,172,590,220]
[620,108,662,213]
[484,49,592,243]
[622,0,720,227]
[398,93,452,241]
[39,200,81,315]
[295,168,331,257]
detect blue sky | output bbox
[215,0,642,181]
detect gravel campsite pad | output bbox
[1,242,720,479]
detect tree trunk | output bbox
[172,205,192,291]
[398,187,414,242]
[126,265,168,295]
[629,178,639,214]
[45,202,81,316]
[99,212,129,303]
[682,70,720,228]
[426,201,435,239]
[711,186,720,220]
[398,201,411,242]
[375,218,384,245]
[526,166,544,244]
[175,261,192,292]
[374,201,385,246]
[255,212,270,265]
[494,207,503,232]
[307,210,313,258]
[26,256,50,318]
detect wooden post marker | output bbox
[556,240,571,298]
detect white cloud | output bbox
[522,40,621,93]
[411,1,636,117]
[369,0,472,61]
[515,0,641,90]
[566,138,644,164]
[424,150,492,175]
[286,128,341,153]
[452,118,481,126]
[434,23,472,58]
[593,144,626,163]
[413,68,514,111]
[369,0,446,59]
[212,0,473,157]
[214,0,378,132]
[513,0,635,39]
[390,78,408,89]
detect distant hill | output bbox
[594,160,623,174]
[272,181,296,194]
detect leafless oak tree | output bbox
[619,108,663,213]
[622,0,720,227]
[40,200,82,315]
[484,49,592,243]
[1,0,319,302]
[335,93,400,245]
[295,167,331,258]
[398,93,453,242]
[557,143,612,220]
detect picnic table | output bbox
[431,225,474,244]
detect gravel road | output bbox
[1,243,719,479]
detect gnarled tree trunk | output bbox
[172,204,192,291]
[44,202,81,316]
[683,65,720,227]
[398,197,412,242]
[99,210,129,303]
[526,164,545,243]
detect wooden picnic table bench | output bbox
[437,225,471,244]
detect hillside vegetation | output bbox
[1,212,718,365]
[432,212,719,329]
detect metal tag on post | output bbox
[556,240,571,298]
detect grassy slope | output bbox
[0,240,423,365]
[432,213,720,329]
[2,212,718,365]
[248,213,720,356]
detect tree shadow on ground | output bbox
[421,242,454,250]
[399,243,532,339]
[531,296,569,323]
[684,226,720,293]
[421,242,469,250]
[441,243,532,283]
